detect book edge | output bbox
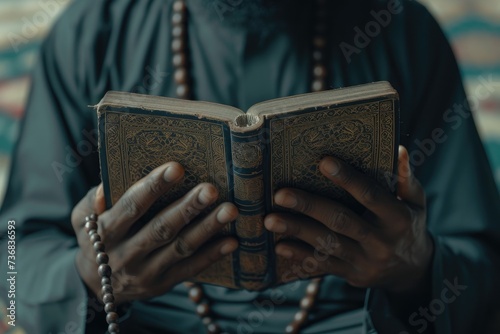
[96,91,244,125]
[247,81,397,118]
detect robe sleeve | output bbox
[0,2,110,332]
[364,3,500,333]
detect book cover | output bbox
[97,82,399,290]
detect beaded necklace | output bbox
[171,1,329,333]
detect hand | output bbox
[72,162,238,305]
[264,146,434,293]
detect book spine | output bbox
[230,128,269,290]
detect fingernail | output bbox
[198,187,214,205]
[96,184,104,198]
[95,184,105,214]
[267,218,287,233]
[163,165,181,182]
[323,158,340,176]
[216,206,234,224]
[276,247,293,259]
[275,192,297,208]
[220,242,237,255]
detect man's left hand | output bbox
[264,146,434,293]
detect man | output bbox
[1,0,499,333]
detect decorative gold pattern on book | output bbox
[105,112,229,204]
[233,174,264,202]
[270,100,394,198]
[103,111,234,285]
[270,100,395,245]
[235,215,265,238]
[239,250,268,290]
[231,141,262,168]
[240,251,267,276]
[229,130,268,288]
[377,105,395,186]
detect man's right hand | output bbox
[71,162,238,305]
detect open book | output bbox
[97,81,399,290]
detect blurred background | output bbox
[0,0,499,204]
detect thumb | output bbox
[397,146,425,208]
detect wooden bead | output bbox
[174,68,188,84]
[207,323,220,334]
[172,12,184,25]
[98,264,111,277]
[313,64,327,78]
[294,310,307,323]
[196,303,210,317]
[108,323,119,333]
[85,221,97,233]
[188,286,203,303]
[102,284,113,295]
[96,252,109,265]
[172,25,184,38]
[103,293,115,303]
[285,321,300,334]
[106,311,119,324]
[306,281,319,295]
[88,229,97,237]
[172,38,184,53]
[176,84,190,99]
[173,53,186,67]
[311,79,325,92]
[300,296,313,309]
[86,214,97,222]
[101,277,111,285]
[105,302,116,313]
[90,233,101,243]
[173,0,185,13]
[94,241,105,252]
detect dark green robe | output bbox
[1,0,499,333]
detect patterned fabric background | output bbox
[0,0,71,205]
[420,0,500,188]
